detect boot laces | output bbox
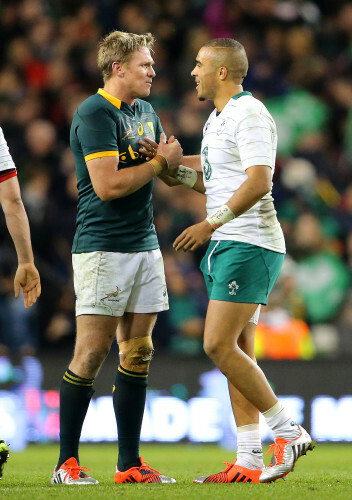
[266,438,288,466]
[64,464,89,480]
[222,462,235,473]
[139,460,161,475]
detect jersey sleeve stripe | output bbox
[237,125,270,132]
[85,151,119,162]
[241,154,273,160]
[0,169,17,183]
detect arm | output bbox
[139,138,205,193]
[87,133,183,201]
[173,165,272,251]
[87,155,159,200]
[159,167,205,194]
[172,163,205,194]
[182,155,202,171]
[0,176,41,308]
[223,164,272,217]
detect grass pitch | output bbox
[1,443,351,499]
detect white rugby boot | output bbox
[51,457,99,485]
[260,425,315,483]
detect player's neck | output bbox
[214,84,243,113]
[103,81,136,106]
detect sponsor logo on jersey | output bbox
[146,122,155,138]
[202,146,212,181]
[122,127,134,139]
[119,145,141,163]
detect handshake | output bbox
[139,132,183,177]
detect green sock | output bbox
[113,365,148,471]
[57,369,94,468]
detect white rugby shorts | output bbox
[72,249,169,317]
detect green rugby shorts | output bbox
[200,240,284,304]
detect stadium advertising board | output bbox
[0,355,351,450]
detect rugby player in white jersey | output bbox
[0,126,41,478]
[140,38,314,484]
[0,127,40,309]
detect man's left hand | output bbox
[173,220,213,251]
[139,137,158,160]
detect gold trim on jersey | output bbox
[98,88,122,109]
[85,151,119,162]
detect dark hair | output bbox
[203,38,245,51]
[202,38,248,81]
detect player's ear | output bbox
[219,66,228,80]
[112,61,124,77]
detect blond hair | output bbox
[97,31,155,82]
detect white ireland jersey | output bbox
[0,126,17,182]
[201,92,285,253]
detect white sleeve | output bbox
[236,113,274,171]
[0,127,17,177]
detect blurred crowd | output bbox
[1,0,352,360]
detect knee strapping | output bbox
[118,336,154,372]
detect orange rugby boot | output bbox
[193,460,262,483]
[114,457,176,484]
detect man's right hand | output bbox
[14,262,41,309]
[156,133,183,170]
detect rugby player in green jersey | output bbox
[142,38,314,485]
[51,31,182,485]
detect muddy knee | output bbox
[118,336,154,373]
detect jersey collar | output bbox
[216,91,253,115]
[97,88,140,114]
[232,91,252,100]
[98,88,122,109]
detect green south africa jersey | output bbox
[70,88,163,253]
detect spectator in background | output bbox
[255,289,315,360]
[292,213,349,325]
[165,255,205,355]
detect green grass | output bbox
[1,443,351,499]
